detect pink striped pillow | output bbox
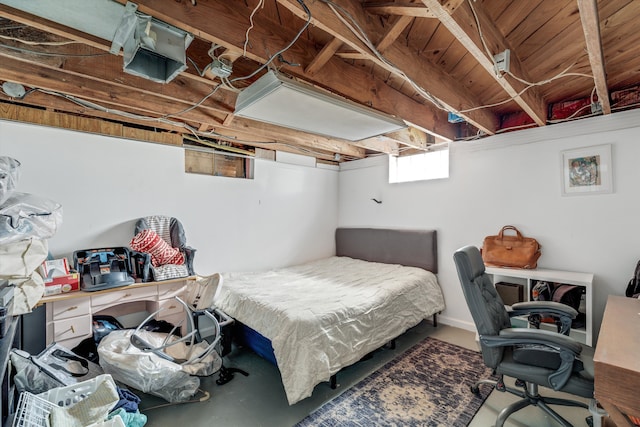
[130,229,184,267]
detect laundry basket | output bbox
[12,374,124,427]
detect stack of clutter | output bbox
[11,341,147,425]
[0,156,62,315]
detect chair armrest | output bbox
[510,301,578,318]
[509,301,578,335]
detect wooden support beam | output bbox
[363,3,434,17]
[385,127,430,149]
[421,0,547,126]
[577,0,611,114]
[0,54,226,125]
[305,38,342,75]
[0,4,234,91]
[117,0,457,141]
[334,51,367,60]
[276,0,498,134]
[230,118,366,159]
[376,15,414,53]
[0,101,183,146]
[354,136,400,156]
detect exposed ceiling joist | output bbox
[421,0,547,127]
[376,15,414,53]
[1,0,638,163]
[305,37,342,75]
[363,2,435,17]
[577,0,611,114]
[117,0,457,141]
[276,0,499,134]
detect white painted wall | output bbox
[0,121,339,275]
[4,108,640,345]
[339,108,640,344]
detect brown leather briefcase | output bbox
[481,225,541,269]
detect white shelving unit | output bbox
[485,266,594,347]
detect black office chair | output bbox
[453,245,604,427]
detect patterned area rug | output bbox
[295,337,495,427]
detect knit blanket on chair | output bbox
[130,229,184,267]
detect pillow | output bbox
[130,229,184,267]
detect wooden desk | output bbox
[37,277,194,349]
[594,295,640,427]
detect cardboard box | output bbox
[44,273,80,296]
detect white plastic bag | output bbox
[98,329,219,403]
[10,271,44,315]
[0,238,48,277]
[0,156,20,205]
[0,192,62,245]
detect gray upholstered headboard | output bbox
[335,228,438,273]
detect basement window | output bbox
[388,147,449,183]
[185,148,254,179]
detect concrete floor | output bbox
[139,322,596,427]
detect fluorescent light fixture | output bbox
[234,71,407,141]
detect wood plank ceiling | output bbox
[0,0,638,163]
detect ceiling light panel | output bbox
[235,71,406,141]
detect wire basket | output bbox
[12,392,54,427]
[12,374,124,427]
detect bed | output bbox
[213,228,445,405]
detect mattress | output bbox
[213,256,445,404]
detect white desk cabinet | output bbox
[485,267,594,346]
[40,277,194,349]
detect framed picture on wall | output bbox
[561,144,613,196]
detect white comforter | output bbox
[213,256,445,404]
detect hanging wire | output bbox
[464,0,595,118]
[243,0,265,57]
[231,0,312,84]
[318,0,446,111]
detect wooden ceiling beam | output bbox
[385,127,431,149]
[276,0,498,134]
[376,15,414,53]
[353,136,400,156]
[305,37,342,75]
[363,3,435,18]
[334,51,367,60]
[0,44,236,115]
[421,0,547,126]
[577,0,611,114]
[120,0,457,140]
[0,91,361,161]
[0,54,227,124]
[0,4,230,90]
[229,117,366,159]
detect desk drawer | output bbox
[92,286,157,310]
[48,298,91,321]
[51,314,92,342]
[157,282,187,300]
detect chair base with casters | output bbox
[471,374,607,427]
[453,245,606,427]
